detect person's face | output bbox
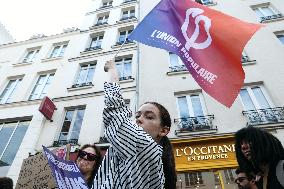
[135,103,169,141]
[235,173,254,189]
[241,140,252,161]
[76,147,97,175]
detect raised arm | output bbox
[103,60,151,159]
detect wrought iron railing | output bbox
[242,107,284,126]
[99,137,109,143]
[85,46,102,51]
[174,115,215,134]
[94,22,108,26]
[122,0,136,4]
[119,76,133,81]
[196,0,215,6]
[53,139,78,147]
[169,65,187,72]
[260,13,283,22]
[71,82,93,88]
[241,55,250,63]
[120,16,137,21]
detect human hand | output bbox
[104,60,116,72]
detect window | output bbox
[184,173,203,186]
[118,28,133,44]
[102,0,112,8]
[169,52,187,72]
[195,0,214,5]
[23,49,40,63]
[224,169,235,184]
[240,86,272,111]
[89,35,104,50]
[58,107,85,143]
[276,33,284,44]
[73,63,96,87]
[96,14,109,25]
[29,73,55,100]
[49,44,68,58]
[0,78,22,104]
[115,57,132,80]
[0,120,30,166]
[121,9,135,20]
[252,5,282,22]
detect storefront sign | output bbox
[39,96,57,121]
[172,135,238,171]
[176,144,235,161]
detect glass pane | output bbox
[124,63,132,77]
[254,9,264,17]
[6,79,22,103]
[59,45,67,56]
[86,67,95,83]
[1,121,29,166]
[177,97,190,118]
[277,35,284,44]
[0,123,16,159]
[252,87,270,109]
[240,89,255,111]
[0,80,16,103]
[169,53,180,67]
[191,95,204,117]
[59,110,74,140]
[77,69,88,84]
[50,46,60,58]
[116,63,123,78]
[261,7,274,16]
[70,109,85,139]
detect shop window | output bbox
[0,78,22,104]
[0,120,30,166]
[72,63,96,88]
[115,57,133,81]
[169,52,187,72]
[29,73,55,100]
[185,172,203,186]
[224,169,235,184]
[57,107,85,145]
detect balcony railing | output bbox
[241,55,250,63]
[169,65,188,72]
[94,22,108,26]
[120,16,137,21]
[116,39,134,45]
[119,76,133,81]
[174,115,215,134]
[260,13,283,22]
[196,0,215,6]
[53,139,78,147]
[85,46,102,52]
[122,0,136,4]
[71,82,93,88]
[242,107,284,126]
[99,137,109,143]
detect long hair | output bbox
[235,127,284,173]
[143,102,177,189]
[76,144,102,187]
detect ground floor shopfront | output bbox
[172,134,239,189]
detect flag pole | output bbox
[104,38,128,72]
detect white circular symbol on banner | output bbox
[181,8,212,51]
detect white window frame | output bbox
[49,43,68,58]
[0,120,30,166]
[115,57,132,79]
[253,5,281,22]
[169,52,184,66]
[176,94,208,118]
[118,28,133,43]
[75,63,96,85]
[239,85,274,111]
[102,0,112,7]
[276,33,284,44]
[29,73,55,100]
[97,14,109,25]
[23,49,40,63]
[58,107,85,141]
[90,35,104,49]
[121,8,135,19]
[0,78,22,104]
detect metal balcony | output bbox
[53,139,78,147]
[242,107,284,126]
[260,14,283,22]
[169,65,188,72]
[174,115,215,134]
[119,76,133,81]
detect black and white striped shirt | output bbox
[92,82,165,189]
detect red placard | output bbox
[39,96,57,121]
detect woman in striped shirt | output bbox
[92,60,176,189]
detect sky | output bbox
[0,0,90,41]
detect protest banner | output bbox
[43,146,88,189]
[15,152,57,189]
